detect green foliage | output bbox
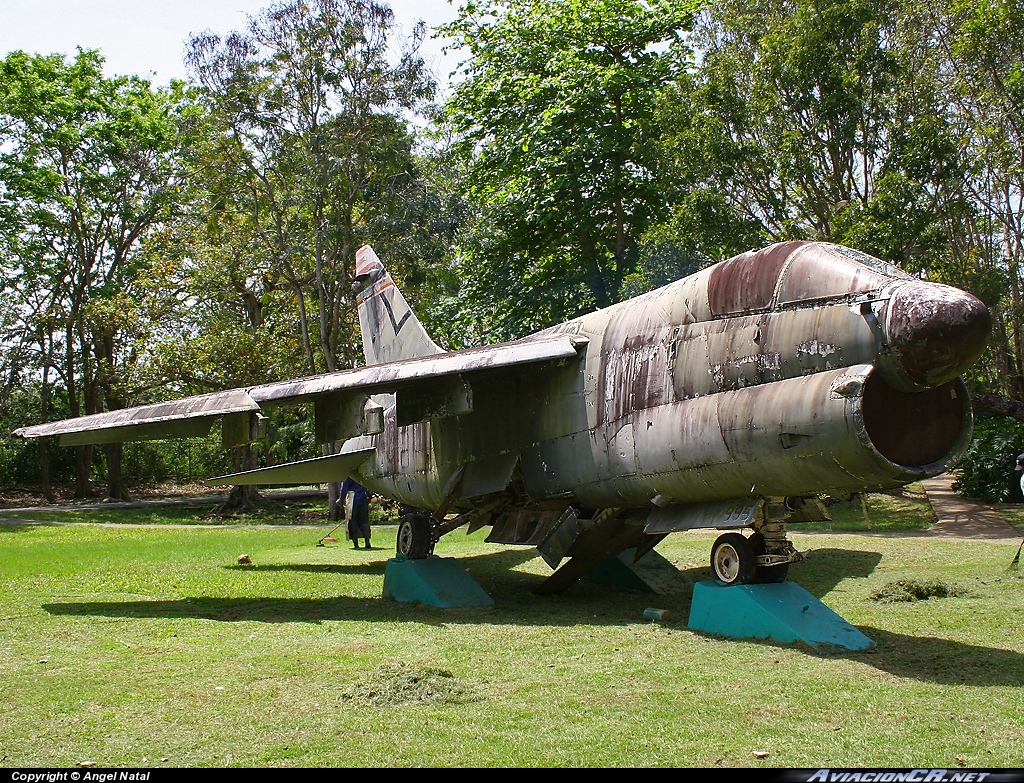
[953,416,1024,502]
[442,0,697,340]
[0,47,197,496]
[0,384,77,485]
[185,0,436,373]
[660,0,949,261]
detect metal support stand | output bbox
[688,580,874,651]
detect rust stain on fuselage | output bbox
[390,240,990,514]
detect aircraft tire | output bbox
[397,513,432,559]
[710,532,756,586]
[748,533,789,584]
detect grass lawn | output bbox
[1,513,1023,768]
[990,504,1024,534]
[810,483,938,532]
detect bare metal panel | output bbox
[458,452,520,499]
[314,393,385,444]
[778,244,892,304]
[708,242,799,316]
[645,499,763,533]
[396,374,473,426]
[59,417,216,446]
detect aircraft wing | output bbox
[205,448,376,486]
[14,334,588,447]
[13,389,261,446]
[245,333,586,404]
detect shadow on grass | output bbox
[844,626,1024,685]
[695,624,1024,686]
[668,547,883,600]
[0,521,46,532]
[42,546,886,629]
[216,544,544,581]
[790,547,883,597]
[42,595,1024,685]
[227,563,389,576]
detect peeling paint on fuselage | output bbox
[355,241,987,514]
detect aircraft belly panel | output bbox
[364,405,442,508]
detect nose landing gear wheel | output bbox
[711,532,756,586]
[397,513,432,559]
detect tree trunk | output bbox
[39,362,55,503]
[972,392,1024,422]
[217,444,263,514]
[324,441,343,521]
[39,440,54,503]
[74,445,94,499]
[103,442,130,501]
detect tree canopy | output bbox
[3,0,1024,497]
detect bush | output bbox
[953,416,1024,502]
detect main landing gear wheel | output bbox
[711,532,756,586]
[396,513,432,559]
[748,532,789,584]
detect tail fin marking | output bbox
[355,245,442,366]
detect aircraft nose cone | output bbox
[885,281,991,389]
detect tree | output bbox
[441,0,697,341]
[658,0,962,262]
[927,0,1024,403]
[0,49,194,499]
[185,0,435,516]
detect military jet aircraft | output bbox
[16,242,991,592]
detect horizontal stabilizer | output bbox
[14,390,260,445]
[205,448,375,487]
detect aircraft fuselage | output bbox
[355,242,989,521]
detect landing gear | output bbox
[711,533,756,586]
[710,503,805,585]
[397,513,433,559]
[749,532,790,583]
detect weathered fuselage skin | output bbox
[354,242,990,516]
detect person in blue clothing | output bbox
[340,477,371,549]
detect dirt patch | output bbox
[339,662,477,706]
[869,579,969,603]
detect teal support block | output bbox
[585,547,689,594]
[687,580,874,651]
[383,554,494,608]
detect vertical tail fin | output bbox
[354,245,442,366]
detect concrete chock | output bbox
[687,580,874,651]
[585,547,689,594]
[383,554,494,608]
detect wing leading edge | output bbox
[14,334,588,447]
